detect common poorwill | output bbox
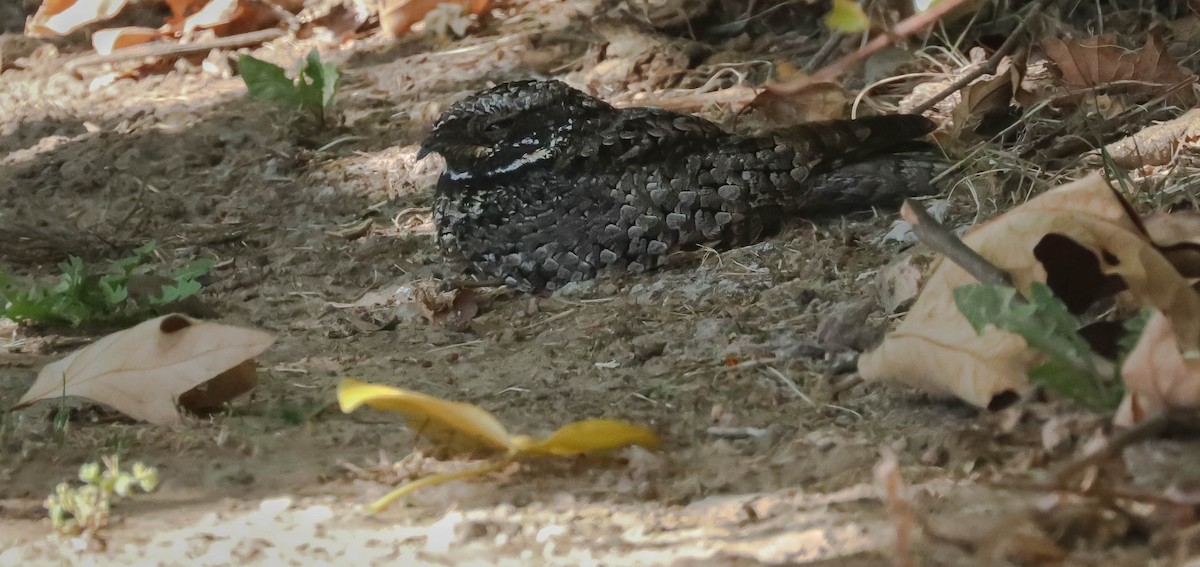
[420,80,942,291]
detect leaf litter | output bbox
[6,0,1200,564]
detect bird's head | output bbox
[418,80,611,180]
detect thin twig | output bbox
[988,480,1187,506]
[830,374,864,399]
[1053,411,1170,485]
[518,308,577,331]
[439,278,505,291]
[910,0,1055,114]
[900,200,1013,287]
[65,28,285,71]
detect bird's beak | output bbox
[416,144,434,160]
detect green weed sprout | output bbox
[238,48,340,128]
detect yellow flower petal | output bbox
[337,378,513,452]
[515,419,660,457]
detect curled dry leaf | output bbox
[416,285,480,331]
[876,250,937,314]
[14,314,275,424]
[337,378,659,511]
[1041,35,1196,105]
[859,173,1200,409]
[1116,311,1200,425]
[948,55,1023,139]
[92,26,162,56]
[26,0,130,36]
[1144,210,1200,278]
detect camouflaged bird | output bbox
[420,79,942,292]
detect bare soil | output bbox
[1,1,1197,565]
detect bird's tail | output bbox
[798,151,945,215]
[771,114,944,214]
[772,114,937,161]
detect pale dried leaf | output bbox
[14,314,275,424]
[1100,108,1200,168]
[304,0,373,41]
[380,0,490,37]
[876,251,936,314]
[92,26,161,56]
[860,173,1200,408]
[181,0,240,33]
[26,0,130,36]
[1144,211,1200,278]
[1116,311,1200,425]
[423,3,472,37]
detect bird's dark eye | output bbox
[484,117,515,135]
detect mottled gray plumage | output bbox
[420,80,941,291]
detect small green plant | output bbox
[0,242,213,327]
[238,48,340,128]
[45,456,159,539]
[53,372,69,445]
[954,282,1144,410]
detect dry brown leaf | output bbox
[416,286,480,331]
[1041,35,1196,105]
[26,0,130,36]
[379,0,490,37]
[949,56,1023,139]
[13,314,275,424]
[860,173,1200,408]
[91,26,162,56]
[747,80,848,126]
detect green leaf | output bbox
[955,283,1093,369]
[98,277,129,305]
[171,258,215,284]
[1118,308,1153,358]
[1029,359,1120,410]
[153,280,201,305]
[298,49,339,122]
[0,245,212,327]
[238,51,339,127]
[825,0,870,33]
[238,55,301,108]
[954,282,1121,409]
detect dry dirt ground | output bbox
[1,1,1199,565]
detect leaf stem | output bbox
[368,458,513,514]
